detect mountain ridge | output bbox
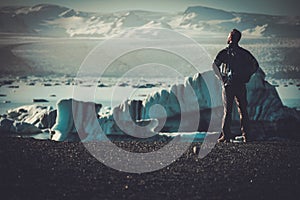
[0,4,299,38]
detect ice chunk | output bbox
[6,105,56,129]
[51,99,102,141]
[50,69,300,141]
[0,118,41,135]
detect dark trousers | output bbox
[222,84,250,139]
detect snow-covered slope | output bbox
[176,6,300,37]
[0,4,299,38]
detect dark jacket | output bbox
[213,44,259,86]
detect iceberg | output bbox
[49,68,300,141]
[5,105,56,129]
[51,99,102,141]
[0,118,41,135]
[1,69,299,141]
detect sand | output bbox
[0,136,299,200]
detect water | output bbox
[275,83,300,110]
[281,99,300,110]
[1,77,299,115]
[0,77,173,114]
[1,36,299,113]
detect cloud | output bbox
[242,24,268,37]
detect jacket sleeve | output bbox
[244,49,259,74]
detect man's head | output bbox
[227,29,241,44]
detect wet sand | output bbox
[0,136,299,200]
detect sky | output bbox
[0,0,299,16]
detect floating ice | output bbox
[1,69,299,141]
[51,99,102,141]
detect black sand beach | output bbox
[0,136,299,200]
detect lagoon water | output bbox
[0,76,177,115]
[0,76,299,116]
[1,36,300,115]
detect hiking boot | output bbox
[235,135,246,143]
[241,133,256,143]
[242,135,247,143]
[217,135,235,143]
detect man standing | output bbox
[212,29,259,143]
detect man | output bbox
[212,29,259,143]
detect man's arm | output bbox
[243,48,259,74]
[212,49,226,81]
[249,53,259,74]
